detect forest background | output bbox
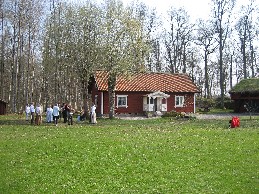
[0,0,258,115]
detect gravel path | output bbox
[116,113,257,120]
[195,113,257,120]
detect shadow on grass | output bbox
[0,114,86,126]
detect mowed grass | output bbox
[0,115,258,193]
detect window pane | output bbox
[176,96,184,106]
[118,97,126,106]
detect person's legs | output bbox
[26,113,29,121]
[31,113,34,125]
[54,116,58,125]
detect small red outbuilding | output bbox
[0,99,7,115]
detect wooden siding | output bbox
[0,100,7,115]
[230,93,259,113]
[91,88,195,115]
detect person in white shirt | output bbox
[46,105,53,123]
[52,103,60,126]
[30,102,35,125]
[35,104,42,125]
[91,104,97,124]
[25,104,30,121]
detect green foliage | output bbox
[197,97,216,109]
[197,96,234,110]
[215,96,234,109]
[230,78,259,93]
[161,110,179,118]
[0,115,258,193]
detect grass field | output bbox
[0,114,258,193]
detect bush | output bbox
[197,96,234,110]
[161,110,178,118]
[196,97,216,109]
[215,96,234,109]
[161,111,185,118]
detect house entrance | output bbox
[143,91,170,113]
[154,98,157,111]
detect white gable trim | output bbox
[147,91,170,99]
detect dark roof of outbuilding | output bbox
[94,71,200,93]
[229,78,259,94]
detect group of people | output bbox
[25,102,97,126]
[25,102,43,125]
[45,103,74,126]
[45,103,61,126]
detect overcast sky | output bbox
[68,0,259,23]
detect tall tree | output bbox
[100,0,149,119]
[72,1,102,116]
[165,7,194,74]
[212,0,235,108]
[235,0,258,79]
[0,0,5,100]
[196,19,218,98]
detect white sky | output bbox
[123,0,259,21]
[69,0,258,22]
[124,0,212,20]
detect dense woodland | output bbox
[0,0,258,117]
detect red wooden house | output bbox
[89,71,200,116]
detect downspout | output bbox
[194,93,196,113]
[101,92,103,115]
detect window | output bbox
[175,96,184,107]
[162,98,166,104]
[117,95,128,108]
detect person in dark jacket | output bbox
[62,103,68,123]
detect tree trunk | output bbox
[230,54,233,89]
[82,79,90,120]
[0,6,4,99]
[108,73,116,119]
[204,51,209,98]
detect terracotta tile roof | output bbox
[94,71,200,93]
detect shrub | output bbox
[215,96,234,109]
[161,110,179,118]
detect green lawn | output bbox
[0,115,258,193]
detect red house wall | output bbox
[167,93,195,113]
[90,86,195,115]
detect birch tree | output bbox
[100,0,149,119]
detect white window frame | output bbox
[116,95,128,108]
[175,96,184,107]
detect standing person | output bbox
[67,104,74,125]
[46,105,53,123]
[25,104,30,121]
[91,104,97,124]
[59,103,62,122]
[35,104,42,125]
[53,103,60,126]
[30,102,35,125]
[79,107,86,121]
[62,103,68,123]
